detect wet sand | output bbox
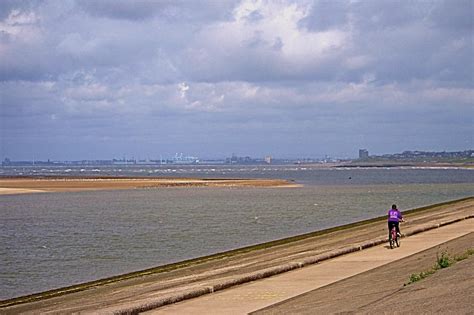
[0,188,47,195]
[0,177,300,195]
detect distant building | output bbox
[264,156,272,164]
[359,149,369,159]
[173,153,199,164]
[225,154,262,164]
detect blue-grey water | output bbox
[1,166,473,300]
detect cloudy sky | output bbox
[0,0,472,160]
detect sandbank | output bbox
[0,177,301,195]
[0,188,47,195]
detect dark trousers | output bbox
[388,221,400,238]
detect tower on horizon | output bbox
[359,149,369,159]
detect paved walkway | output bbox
[149,219,473,314]
[253,232,474,314]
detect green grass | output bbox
[408,269,436,283]
[453,248,474,262]
[406,248,474,285]
[436,251,453,269]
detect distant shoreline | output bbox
[0,176,301,195]
[335,161,474,169]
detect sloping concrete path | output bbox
[253,232,474,314]
[150,219,473,314]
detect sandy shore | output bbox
[0,177,301,195]
[0,188,47,195]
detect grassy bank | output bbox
[406,248,474,285]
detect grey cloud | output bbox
[272,37,283,51]
[1,46,49,82]
[76,0,169,20]
[299,1,348,31]
[252,1,473,85]
[244,10,264,23]
[5,0,468,86]
[341,2,472,85]
[1,7,183,82]
[429,0,473,31]
[349,1,430,30]
[0,0,42,20]
[242,31,268,49]
[76,0,237,22]
[180,46,344,83]
[300,1,430,32]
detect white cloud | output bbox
[0,9,40,38]
[56,33,97,56]
[178,82,189,99]
[183,0,349,81]
[344,55,371,70]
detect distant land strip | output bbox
[338,160,474,169]
[0,176,301,195]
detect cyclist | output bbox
[388,204,404,238]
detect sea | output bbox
[1,165,473,300]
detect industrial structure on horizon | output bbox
[359,149,369,159]
[2,150,472,167]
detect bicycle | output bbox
[389,225,400,249]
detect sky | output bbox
[0,0,473,160]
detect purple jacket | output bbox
[388,209,403,222]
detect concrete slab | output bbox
[149,219,473,315]
[253,233,474,315]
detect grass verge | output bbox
[406,248,474,285]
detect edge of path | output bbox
[250,232,474,314]
[1,196,473,311]
[116,205,474,315]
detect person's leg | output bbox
[388,222,394,238]
[395,222,401,235]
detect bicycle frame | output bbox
[389,226,400,249]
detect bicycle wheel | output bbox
[395,235,400,247]
[390,228,396,249]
